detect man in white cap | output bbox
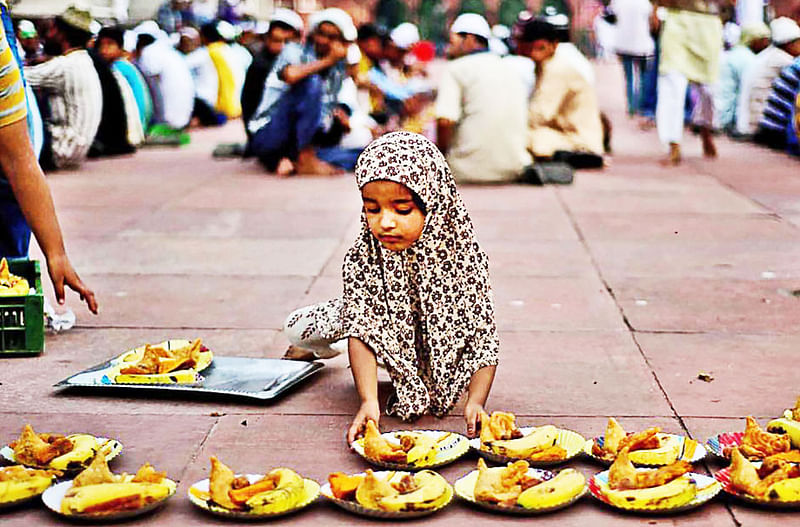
[737,17,800,136]
[241,8,303,133]
[435,13,531,184]
[714,22,771,133]
[24,6,102,170]
[247,7,359,175]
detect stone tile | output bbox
[574,213,798,242]
[637,333,800,418]
[459,185,562,211]
[482,240,595,277]
[52,207,140,238]
[469,208,579,242]
[64,236,339,277]
[588,240,800,280]
[612,278,800,334]
[492,276,625,331]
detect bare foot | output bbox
[295,148,344,176]
[276,157,295,176]
[659,143,681,166]
[701,128,717,158]
[282,345,318,361]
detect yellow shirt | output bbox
[529,56,603,157]
[0,7,27,128]
[659,8,723,84]
[207,42,241,118]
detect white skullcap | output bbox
[390,22,419,50]
[133,20,161,39]
[123,29,137,52]
[255,21,270,35]
[492,24,510,40]
[770,17,800,45]
[347,43,362,65]
[723,22,741,48]
[216,20,237,41]
[451,13,491,40]
[309,8,357,42]
[488,37,508,55]
[270,7,304,33]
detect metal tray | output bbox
[54,357,323,401]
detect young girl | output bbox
[283,131,499,442]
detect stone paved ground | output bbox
[2,63,799,525]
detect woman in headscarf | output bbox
[283,131,499,441]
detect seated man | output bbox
[519,18,604,168]
[178,27,224,126]
[24,7,102,170]
[755,56,800,149]
[241,8,303,135]
[737,17,800,136]
[435,13,532,183]
[247,8,359,175]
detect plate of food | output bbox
[104,338,212,385]
[584,418,706,466]
[714,446,800,508]
[0,257,30,296]
[453,458,586,515]
[41,455,176,520]
[766,397,800,449]
[321,469,453,519]
[351,421,469,470]
[187,456,319,519]
[588,447,721,513]
[707,416,796,460]
[0,465,58,509]
[1,424,123,473]
[469,411,585,467]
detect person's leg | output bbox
[315,146,363,171]
[691,82,717,158]
[0,183,31,258]
[620,54,636,116]
[656,70,689,164]
[283,299,345,360]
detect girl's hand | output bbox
[347,400,381,444]
[464,401,484,438]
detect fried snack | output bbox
[328,472,364,500]
[354,469,398,509]
[730,447,798,498]
[618,428,661,452]
[132,463,167,484]
[0,465,59,482]
[473,458,538,507]
[209,456,238,509]
[738,416,792,459]
[0,258,30,296]
[608,447,691,491]
[119,339,204,375]
[793,396,800,422]
[479,411,523,445]
[729,447,761,495]
[363,420,407,463]
[72,453,115,487]
[603,417,626,455]
[12,425,74,466]
[528,445,568,462]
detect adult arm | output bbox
[23,56,65,90]
[464,365,496,437]
[346,336,380,443]
[434,65,461,154]
[436,118,455,154]
[0,119,98,313]
[281,40,347,85]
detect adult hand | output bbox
[464,401,484,438]
[47,253,98,314]
[328,39,348,62]
[347,399,380,444]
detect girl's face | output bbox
[361,180,425,251]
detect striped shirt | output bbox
[24,50,103,169]
[760,58,800,133]
[0,6,27,128]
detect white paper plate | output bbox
[1,436,123,473]
[320,471,453,519]
[454,467,586,514]
[470,427,586,467]
[41,479,176,520]
[584,433,707,466]
[589,470,721,513]
[187,473,319,519]
[0,473,55,509]
[715,466,800,508]
[352,430,469,470]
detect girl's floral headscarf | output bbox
[342,132,499,420]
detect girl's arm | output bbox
[346,337,380,443]
[464,365,497,438]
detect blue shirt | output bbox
[247,42,346,135]
[715,45,755,130]
[112,59,153,129]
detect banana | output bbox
[517,468,585,509]
[767,478,800,501]
[604,475,696,509]
[61,481,174,514]
[628,434,681,465]
[245,469,305,513]
[49,435,98,471]
[378,471,451,512]
[767,417,800,449]
[403,434,438,466]
[487,425,558,459]
[0,475,53,503]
